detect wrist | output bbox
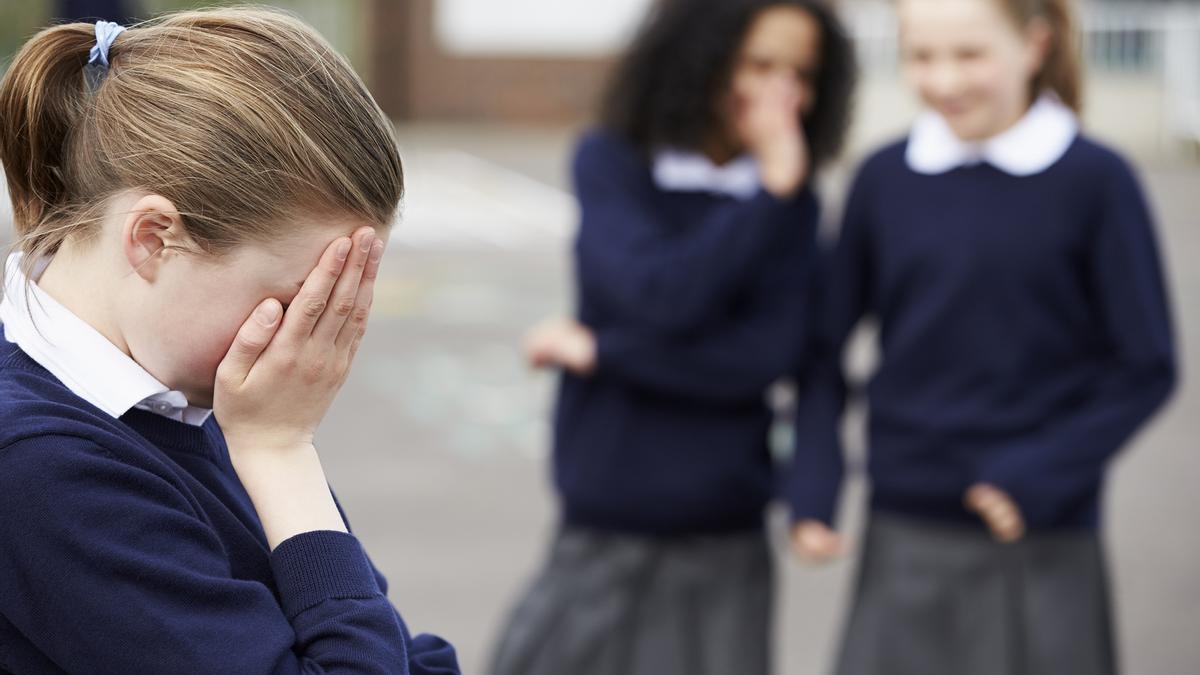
[759,155,806,199]
[568,331,597,375]
[229,443,348,550]
[227,436,322,485]
[224,428,315,458]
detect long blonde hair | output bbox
[0,7,403,283]
[995,0,1083,112]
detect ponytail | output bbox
[1,8,404,294]
[0,23,100,245]
[1034,0,1082,113]
[996,0,1083,113]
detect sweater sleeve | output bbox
[787,163,877,526]
[0,434,460,675]
[975,156,1177,528]
[588,193,818,403]
[573,131,801,337]
[347,502,462,675]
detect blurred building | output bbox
[369,0,641,123]
[368,0,1200,157]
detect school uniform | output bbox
[489,129,819,675]
[0,253,460,674]
[790,96,1177,675]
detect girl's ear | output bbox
[1023,16,1053,80]
[121,194,192,282]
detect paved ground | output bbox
[2,124,1197,674]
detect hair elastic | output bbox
[85,20,126,90]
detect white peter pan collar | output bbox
[906,95,1079,176]
[1,252,212,426]
[652,149,762,200]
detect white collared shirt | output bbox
[0,252,212,426]
[906,94,1080,177]
[652,149,762,200]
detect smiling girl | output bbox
[790,1,1176,673]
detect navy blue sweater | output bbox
[0,333,459,674]
[553,130,819,535]
[790,136,1177,530]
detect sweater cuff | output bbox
[270,530,382,618]
[593,330,628,377]
[973,457,1099,530]
[788,487,838,527]
[756,184,817,213]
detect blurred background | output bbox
[1,0,1198,673]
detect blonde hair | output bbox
[0,7,403,283]
[995,0,1083,112]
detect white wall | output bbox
[434,0,652,57]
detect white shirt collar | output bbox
[652,149,761,200]
[906,94,1079,176]
[1,252,212,426]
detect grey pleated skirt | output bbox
[489,526,773,675]
[836,512,1116,675]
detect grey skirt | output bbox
[837,513,1116,675]
[489,526,773,675]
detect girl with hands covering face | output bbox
[0,9,458,673]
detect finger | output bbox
[346,324,367,376]
[336,237,382,350]
[536,346,570,370]
[795,527,833,554]
[993,511,1021,535]
[316,227,375,343]
[795,533,844,562]
[998,507,1026,537]
[982,503,1025,543]
[977,499,1012,528]
[981,505,1010,529]
[979,490,1019,522]
[992,519,1024,543]
[524,326,557,366]
[792,522,845,561]
[977,490,1009,514]
[279,236,351,341]
[337,324,367,391]
[217,299,283,386]
[1008,518,1026,541]
[526,342,552,368]
[363,235,385,281]
[965,483,999,511]
[523,337,544,365]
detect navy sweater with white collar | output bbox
[553,129,819,535]
[789,135,1177,530]
[0,331,459,674]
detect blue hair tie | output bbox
[89,21,125,67]
[85,21,125,90]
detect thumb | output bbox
[218,299,283,386]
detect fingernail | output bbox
[370,240,384,263]
[360,233,374,252]
[255,301,281,326]
[336,239,351,260]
